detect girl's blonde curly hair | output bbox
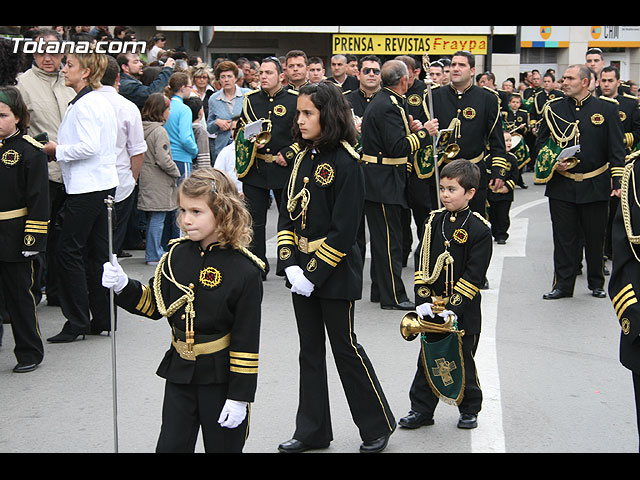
[177,168,253,249]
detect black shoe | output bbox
[46,330,86,343]
[542,288,572,300]
[457,413,478,429]
[590,287,606,298]
[360,424,396,453]
[381,301,415,311]
[13,362,39,373]
[481,279,489,290]
[277,438,329,453]
[497,239,506,245]
[603,265,610,276]
[399,411,435,429]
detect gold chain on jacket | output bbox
[620,161,640,263]
[286,146,311,230]
[153,244,196,352]
[417,210,455,295]
[544,103,580,148]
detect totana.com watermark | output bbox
[11,38,147,55]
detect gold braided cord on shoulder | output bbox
[543,100,579,148]
[239,246,266,271]
[417,211,454,284]
[286,146,311,224]
[620,162,640,267]
[153,245,195,320]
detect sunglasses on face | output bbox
[362,67,380,75]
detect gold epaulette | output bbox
[623,93,638,101]
[239,246,266,272]
[341,140,360,160]
[168,236,190,246]
[482,85,499,96]
[23,135,44,149]
[473,211,491,228]
[600,96,619,105]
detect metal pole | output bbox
[105,195,119,453]
[422,54,442,208]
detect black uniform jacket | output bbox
[414,207,493,335]
[614,93,640,152]
[116,239,264,402]
[487,152,519,203]
[360,87,432,206]
[536,94,626,204]
[240,86,300,190]
[346,87,379,119]
[533,88,564,120]
[609,159,640,373]
[0,132,49,262]
[503,108,530,136]
[276,142,364,301]
[425,84,508,183]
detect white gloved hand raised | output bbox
[284,265,304,285]
[102,254,128,294]
[218,399,248,428]
[416,303,435,319]
[291,273,314,297]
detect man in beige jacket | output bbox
[16,28,76,307]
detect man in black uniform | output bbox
[346,55,382,264]
[421,50,508,217]
[609,153,640,451]
[600,65,640,261]
[239,57,299,279]
[537,64,626,300]
[327,54,359,92]
[360,60,438,310]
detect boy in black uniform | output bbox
[399,159,492,430]
[0,86,49,373]
[488,131,519,244]
[103,168,263,453]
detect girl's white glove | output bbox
[102,255,128,294]
[218,399,248,428]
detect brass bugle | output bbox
[443,143,460,159]
[255,119,272,146]
[400,311,463,341]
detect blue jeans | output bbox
[146,211,169,262]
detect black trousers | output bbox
[243,184,283,277]
[156,381,249,453]
[488,199,512,241]
[548,198,608,293]
[44,181,67,305]
[57,188,116,334]
[0,260,44,365]
[407,174,434,244]
[408,333,482,417]
[365,201,410,307]
[291,295,396,446]
[633,371,640,452]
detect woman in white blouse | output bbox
[43,49,119,343]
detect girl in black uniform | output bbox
[276,82,396,453]
[102,168,264,453]
[0,86,49,373]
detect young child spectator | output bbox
[138,93,181,265]
[184,95,211,169]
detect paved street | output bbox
[0,170,637,453]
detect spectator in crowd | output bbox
[207,61,249,162]
[42,49,119,342]
[16,28,76,307]
[213,116,243,196]
[146,33,167,64]
[191,63,215,121]
[139,93,181,265]
[117,51,175,109]
[184,95,212,169]
[98,56,147,257]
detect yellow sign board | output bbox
[332,34,488,55]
